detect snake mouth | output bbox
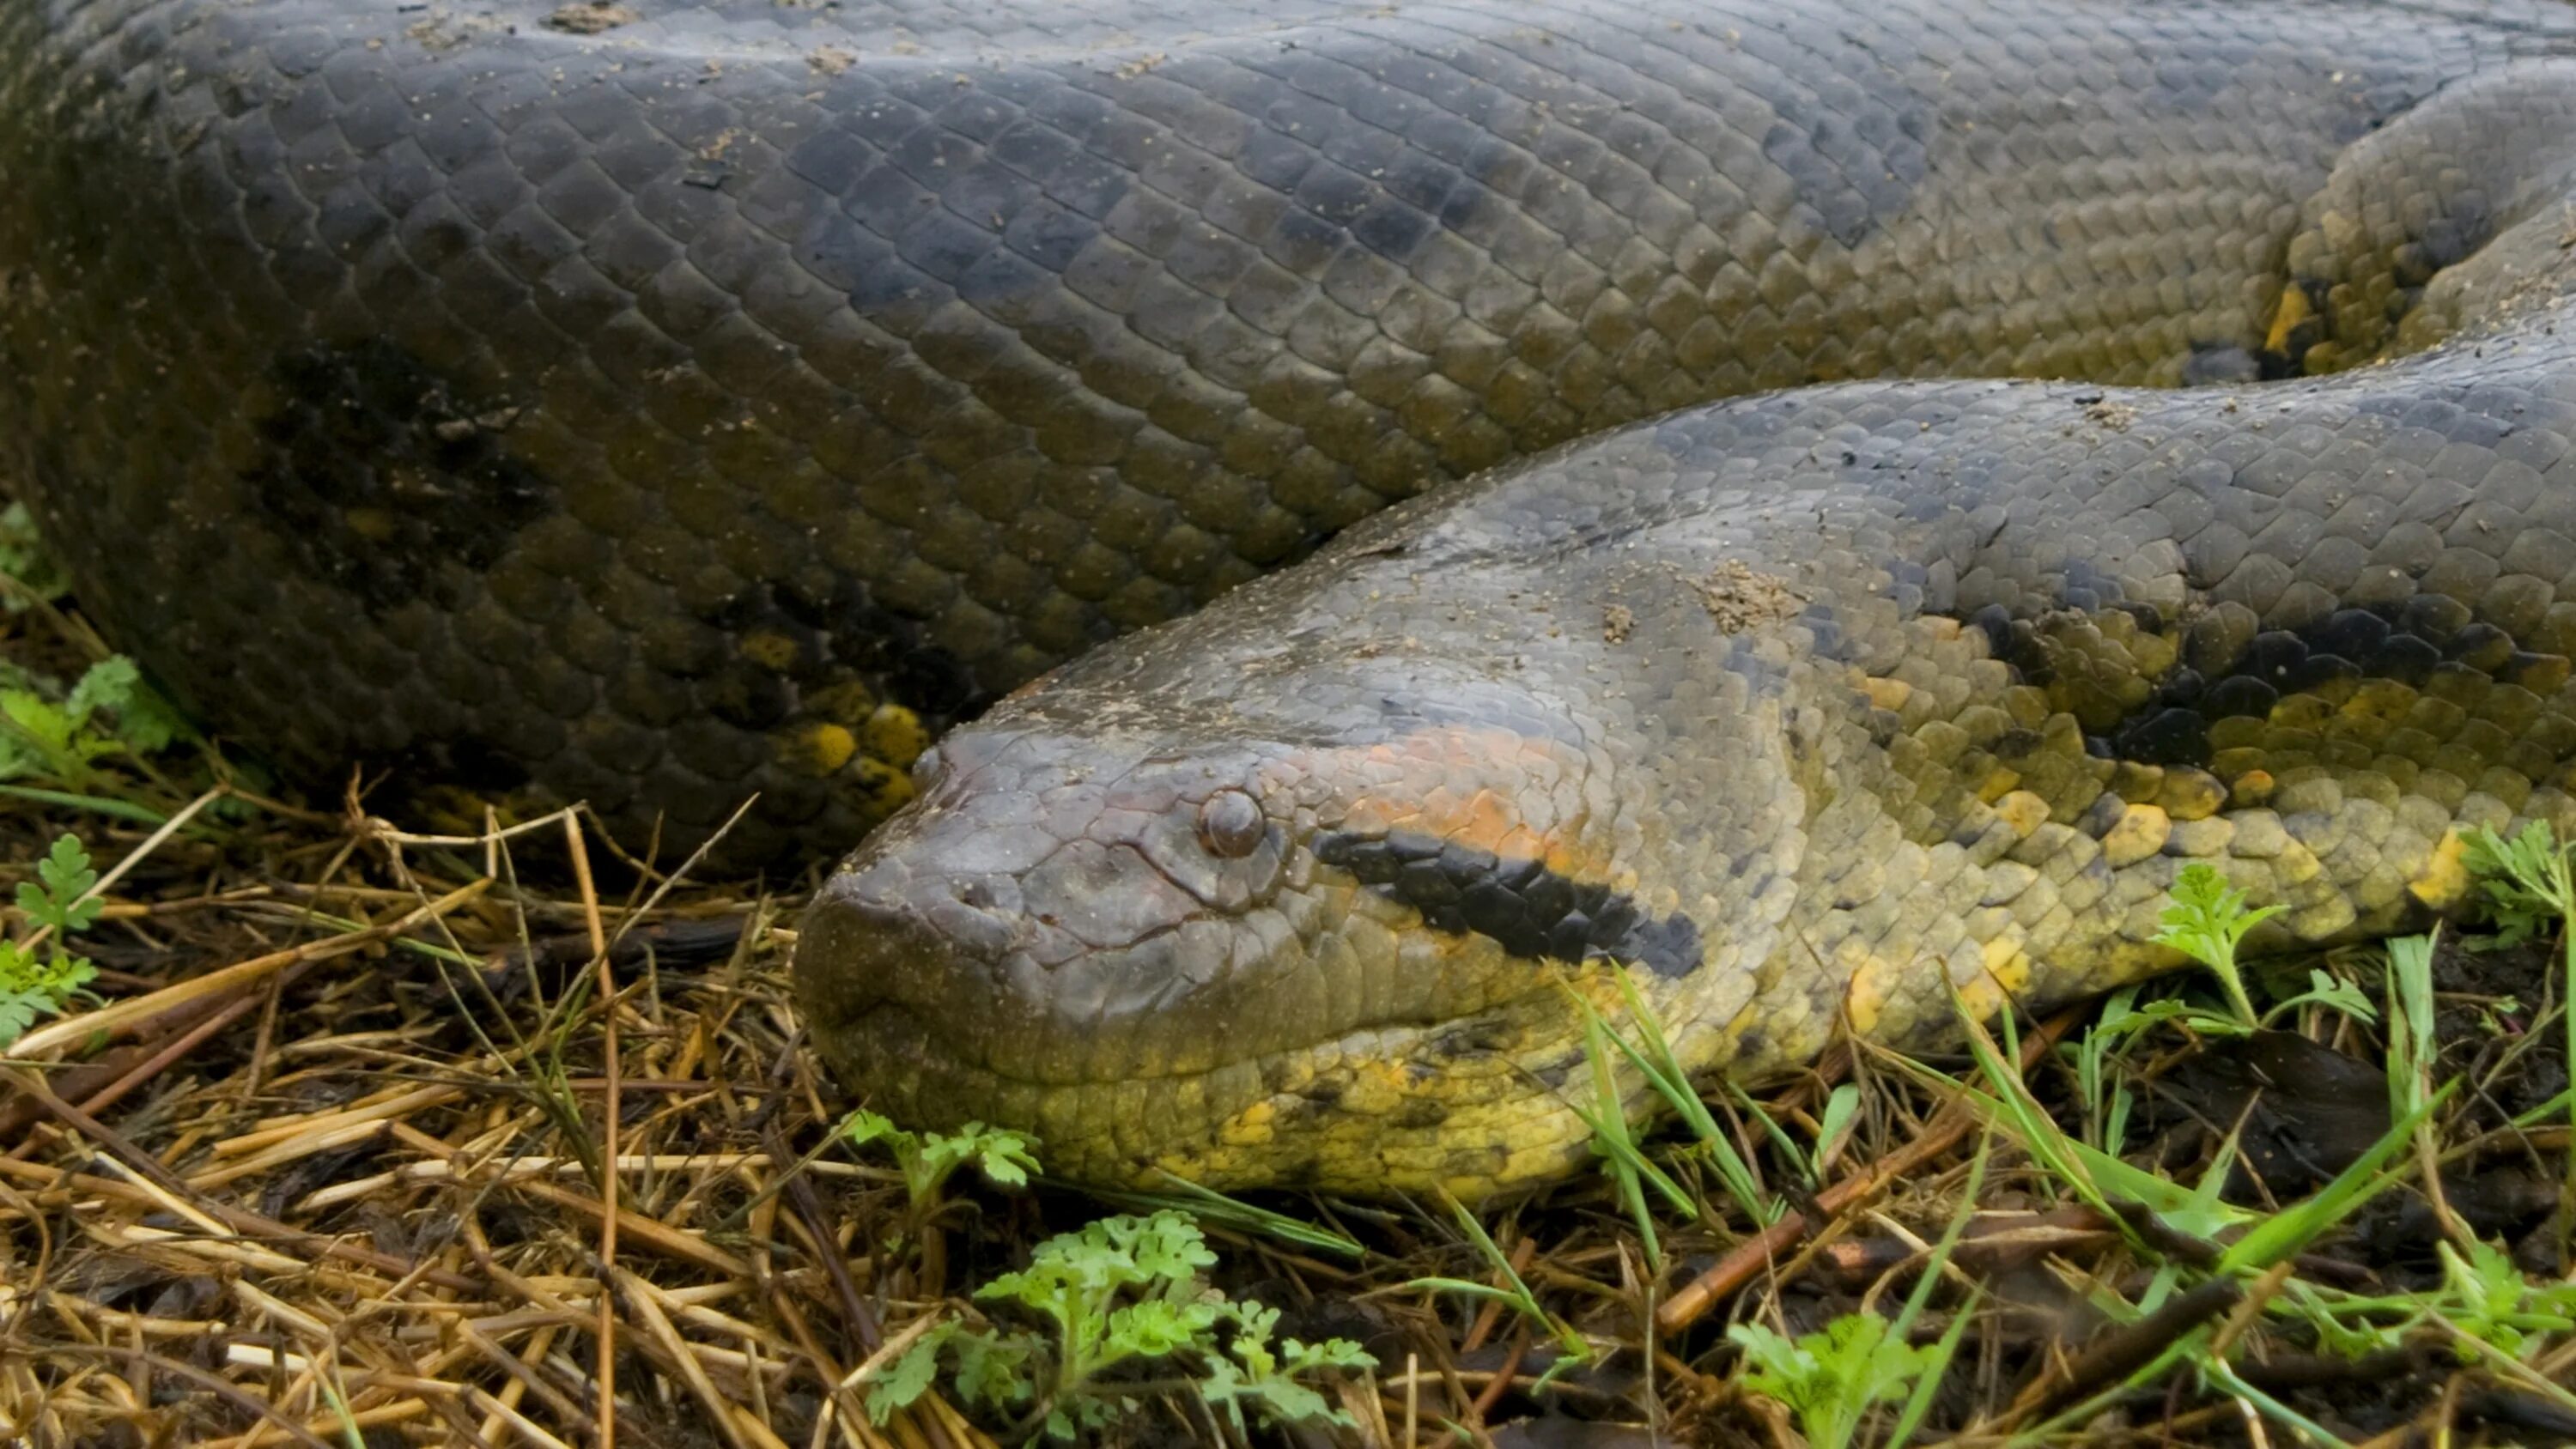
[798,850,1620,1191]
[795,847,1279,1091]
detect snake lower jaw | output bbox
[799,983,1611,1197]
[795,846,1622,1194]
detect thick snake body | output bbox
[17,0,2576,1192]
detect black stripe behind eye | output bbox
[1313,830,1703,979]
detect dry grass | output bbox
[0,797,998,1449]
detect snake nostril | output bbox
[1197,788,1266,858]
[956,878,993,909]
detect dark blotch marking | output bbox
[707,578,992,731]
[244,342,553,612]
[2070,602,2576,769]
[1427,1017,1518,1059]
[1391,1098,1450,1129]
[1314,829,1704,979]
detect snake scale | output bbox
[15,0,2576,1193]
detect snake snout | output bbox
[822,853,1020,976]
[792,731,1319,1109]
[794,844,1017,1056]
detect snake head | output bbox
[793,656,1680,1197]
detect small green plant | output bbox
[2284,1236,2576,1371]
[1730,1312,1945,1449]
[0,655,190,800]
[2434,1237,2576,1363]
[2068,985,2144,1155]
[843,1110,1039,1288]
[2385,932,2439,1124]
[1728,1140,1987,1449]
[1565,968,1785,1228]
[0,834,103,1046]
[1809,1082,1865,1177]
[2464,821,2576,1179]
[869,1210,1372,1441]
[1412,1194,1591,1379]
[0,506,216,825]
[2062,873,2373,1161]
[2265,965,2379,1025]
[1723,1076,1862,1187]
[2150,863,2282,1028]
[1095,1173,1366,1260]
[1567,999,1692,1270]
[844,1109,1038,1207]
[2464,821,2576,949]
[1941,983,2429,1276]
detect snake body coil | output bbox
[16,0,2576,1191]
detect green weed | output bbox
[869,1210,1372,1442]
[1730,1313,1945,1449]
[2464,820,2576,1177]
[1567,1001,1692,1271]
[0,509,216,823]
[1565,968,1785,1228]
[842,1110,1039,1286]
[2463,821,2576,952]
[2149,863,2282,1029]
[1728,1140,1990,1449]
[2069,870,2374,1157]
[0,834,102,1046]
[2385,932,2439,1126]
[2282,1235,2576,1372]
[844,1109,1038,1208]
[2433,1237,2576,1363]
[1411,1195,1591,1378]
[0,653,191,804]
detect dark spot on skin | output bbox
[1427,1017,1517,1059]
[1314,829,1704,979]
[1756,72,1935,251]
[244,342,553,612]
[1528,1052,1582,1089]
[1297,1078,1346,1107]
[706,664,799,731]
[698,579,991,732]
[1392,1098,1449,1129]
[2038,600,2576,776]
[2111,706,2210,767]
[2077,791,2129,839]
[1967,603,2032,681]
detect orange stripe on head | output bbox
[1298,725,1618,886]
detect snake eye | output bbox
[1196,789,1266,858]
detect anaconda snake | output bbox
[12,0,2576,1193]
